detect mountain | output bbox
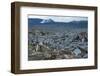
[28,18,43,25]
[28,18,88,28]
[40,18,55,23]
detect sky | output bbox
[28,15,88,22]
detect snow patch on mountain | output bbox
[40,19,54,23]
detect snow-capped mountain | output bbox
[28,18,88,29]
[40,19,55,23]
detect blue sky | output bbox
[28,15,88,22]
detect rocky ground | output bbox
[28,29,88,60]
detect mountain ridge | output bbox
[28,18,88,28]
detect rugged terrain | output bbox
[28,18,88,60]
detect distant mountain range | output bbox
[28,18,88,28]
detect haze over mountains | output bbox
[28,18,88,28]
